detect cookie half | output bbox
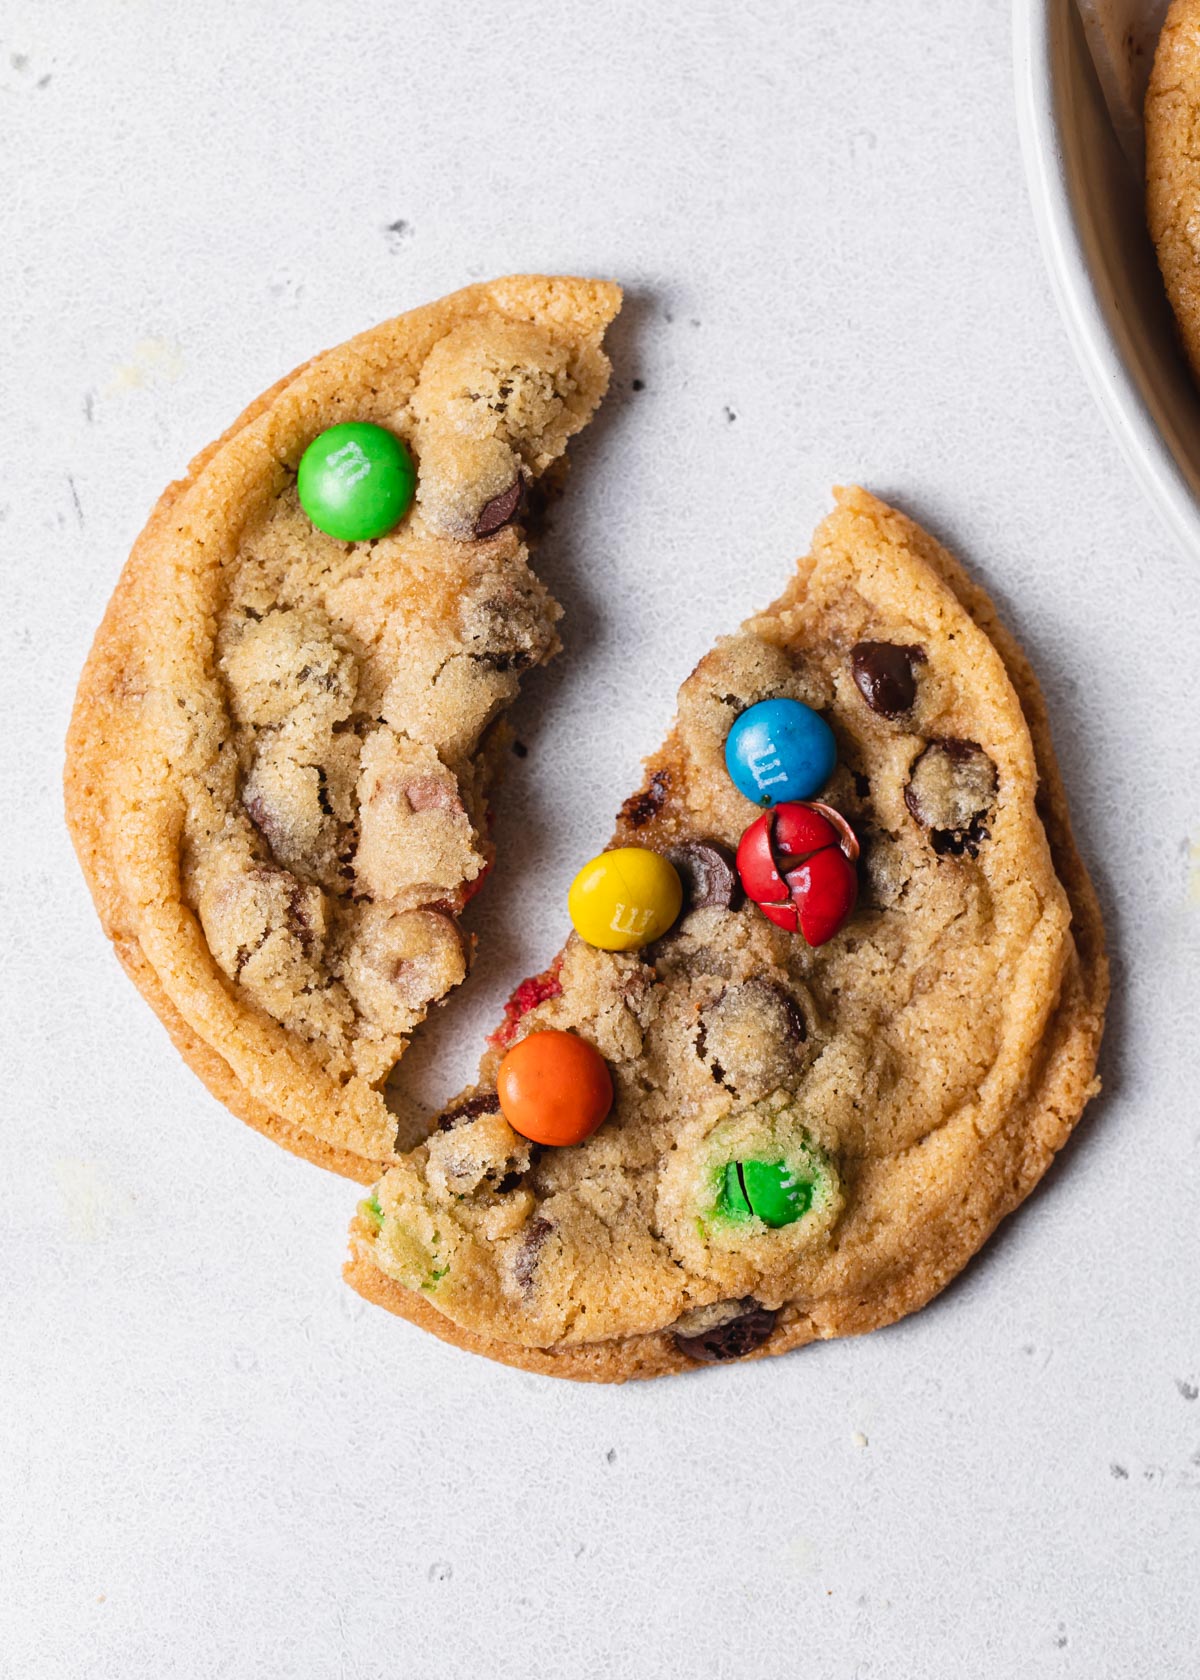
[346,488,1108,1379]
[65,276,621,1179]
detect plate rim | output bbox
[1012,0,1200,563]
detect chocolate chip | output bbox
[671,1299,778,1363]
[474,478,523,537]
[403,776,461,814]
[471,647,534,674]
[696,981,807,1099]
[513,1216,553,1293]
[437,1091,501,1132]
[242,791,275,845]
[850,642,922,718]
[857,824,911,909]
[620,769,671,829]
[904,738,997,857]
[286,881,315,955]
[668,839,743,911]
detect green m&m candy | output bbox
[717,1159,815,1228]
[717,1161,753,1221]
[297,422,415,541]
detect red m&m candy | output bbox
[736,801,858,946]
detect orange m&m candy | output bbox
[497,1030,613,1148]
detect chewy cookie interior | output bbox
[346,488,1107,1381]
[65,277,621,1176]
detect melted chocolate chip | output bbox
[242,792,275,844]
[672,1300,778,1364]
[668,839,743,911]
[513,1216,553,1292]
[620,770,671,829]
[474,478,523,537]
[904,738,997,857]
[778,992,807,1043]
[286,881,318,958]
[437,1091,501,1132]
[471,647,534,674]
[850,642,922,718]
[696,981,807,1099]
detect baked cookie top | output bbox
[65,276,621,1179]
[346,489,1108,1380]
[1147,1,1200,381]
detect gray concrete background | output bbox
[2,2,1197,1675]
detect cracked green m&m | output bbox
[297,422,415,541]
[717,1159,815,1228]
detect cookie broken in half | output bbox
[345,487,1108,1379]
[65,275,621,1179]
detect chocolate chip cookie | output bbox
[345,488,1108,1379]
[65,276,621,1179]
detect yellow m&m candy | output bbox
[568,847,683,951]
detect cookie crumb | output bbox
[851,1430,868,1449]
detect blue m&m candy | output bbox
[724,698,836,806]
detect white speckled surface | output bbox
[2,2,1198,1674]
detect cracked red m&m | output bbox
[736,801,858,945]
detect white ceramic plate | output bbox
[1014,0,1200,561]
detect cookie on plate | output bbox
[345,488,1108,1380]
[65,275,621,1180]
[1147,1,1200,380]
